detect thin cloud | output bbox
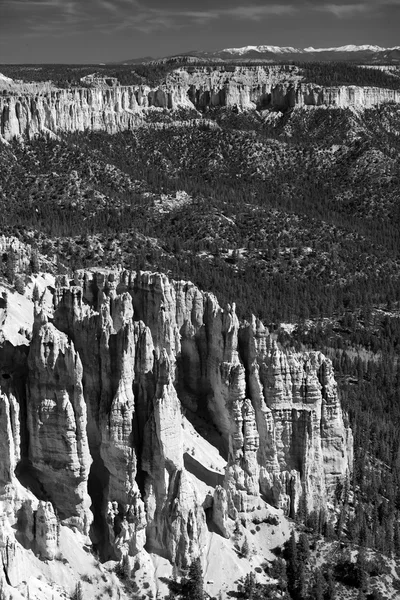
[112,3,298,34]
[312,0,400,17]
[155,4,297,22]
[315,3,371,17]
[222,5,297,19]
[4,0,63,5]
[176,11,219,19]
[1,0,393,39]
[2,0,299,37]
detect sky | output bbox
[0,0,397,63]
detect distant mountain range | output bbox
[119,44,400,65]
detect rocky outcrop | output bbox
[1,66,399,140]
[0,269,353,571]
[0,391,20,491]
[34,501,59,560]
[52,270,352,558]
[26,309,92,534]
[0,330,63,569]
[238,317,353,515]
[0,84,194,140]
[271,82,400,109]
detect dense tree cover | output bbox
[0,61,271,88]
[1,103,399,325]
[234,533,390,600]
[0,63,178,88]
[0,65,113,88]
[1,61,398,89]
[296,62,400,90]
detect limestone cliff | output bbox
[0,270,352,581]
[1,66,399,140]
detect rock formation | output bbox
[1,66,399,140]
[0,269,353,580]
[26,310,92,534]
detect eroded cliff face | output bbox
[0,269,352,577]
[1,66,399,140]
[26,311,92,534]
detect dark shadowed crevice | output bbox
[204,506,216,533]
[132,406,147,500]
[135,467,147,499]
[175,342,227,460]
[237,325,252,402]
[2,558,11,586]
[88,451,115,561]
[0,343,31,487]
[290,410,305,477]
[183,452,224,488]
[15,460,50,503]
[132,374,154,499]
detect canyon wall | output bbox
[0,269,353,571]
[1,66,399,140]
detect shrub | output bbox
[241,538,250,558]
[15,275,26,295]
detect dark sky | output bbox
[0,0,397,63]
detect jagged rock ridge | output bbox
[1,66,399,140]
[0,269,352,573]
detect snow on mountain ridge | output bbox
[222,45,301,55]
[305,44,386,53]
[219,44,396,55]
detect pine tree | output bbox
[306,511,319,533]
[296,533,310,564]
[30,249,40,274]
[241,537,250,558]
[355,547,369,593]
[182,557,204,600]
[310,568,325,600]
[6,249,17,285]
[72,581,83,600]
[324,569,336,600]
[242,572,257,599]
[285,531,298,598]
[32,284,40,303]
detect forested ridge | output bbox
[1,60,399,89]
[1,104,399,322]
[297,61,400,90]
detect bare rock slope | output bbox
[0,269,352,595]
